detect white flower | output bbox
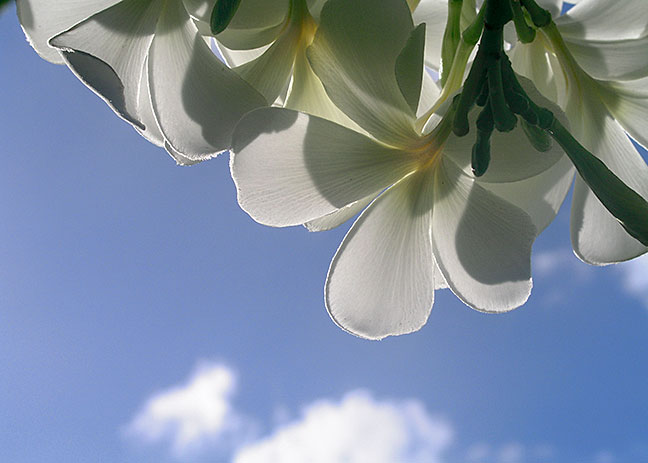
[230,0,573,339]
[507,0,648,264]
[17,0,266,165]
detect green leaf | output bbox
[549,119,648,246]
[211,0,242,34]
[395,23,426,115]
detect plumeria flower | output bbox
[506,0,648,265]
[230,0,573,339]
[17,0,266,165]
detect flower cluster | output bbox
[17,0,648,338]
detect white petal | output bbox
[557,0,648,41]
[481,156,574,232]
[49,0,161,134]
[148,0,266,160]
[308,0,419,147]
[566,86,648,264]
[215,41,269,68]
[443,76,567,183]
[602,77,648,150]
[412,0,447,72]
[182,0,211,23]
[432,160,536,312]
[304,195,374,232]
[326,170,436,340]
[230,109,419,227]
[285,44,364,133]
[135,57,164,147]
[509,36,567,107]
[214,0,288,49]
[417,70,442,119]
[16,0,121,64]
[233,22,300,103]
[536,0,563,19]
[565,36,648,81]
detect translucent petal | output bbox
[49,0,161,134]
[230,108,419,227]
[16,0,121,64]
[305,195,373,232]
[566,84,648,264]
[326,171,436,340]
[412,0,447,72]
[565,36,648,81]
[557,0,648,41]
[602,77,648,150]
[284,46,364,132]
[233,22,300,103]
[214,0,288,48]
[536,0,563,18]
[308,0,419,147]
[148,0,265,160]
[432,160,536,312]
[481,156,574,233]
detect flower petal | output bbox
[16,0,121,64]
[304,195,373,232]
[215,41,269,68]
[412,0,447,72]
[536,0,563,19]
[49,0,161,133]
[564,36,648,81]
[308,0,419,147]
[233,22,300,103]
[602,77,648,150]
[432,160,536,312]
[230,108,419,227]
[148,0,266,160]
[214,0,288,48]
[557,0,648,41]
[443,76,567,182]
[326,170,436,340]
[510,36,567,107]
[285,46,364,132]
[567,92,648,264]
[481,156,574,232]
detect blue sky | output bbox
[1,3,648,463]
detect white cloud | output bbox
[498,443,524,463]
[594,450,617,463]
[618,255,648,309]
[533,249,589,279]
[125,362,243,456]
[232,390,454,463]
[465,442,555,463]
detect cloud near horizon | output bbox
[124,362,454,462]
[232,390,454,463]
[124,362,242,456]
[618,255,648,310]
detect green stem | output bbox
[441,0,464,86]
[415,3,484,131]
[548,119,648,246]
[510,0,536,43]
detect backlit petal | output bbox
[432,160,536,312]
[557,0,648,41]
[231,108,419,227]
[17,0,121,64]
[148,0,265,160]
[567,85,648,264]
[326,170,436,340]
[308,0,419,147]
